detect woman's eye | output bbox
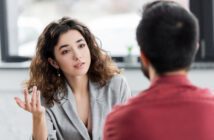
[62,50,70,54]
[79,44,86,48]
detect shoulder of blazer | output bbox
[107,74,127,91]
[40,91,68,110]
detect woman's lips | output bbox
[74,62,85,69]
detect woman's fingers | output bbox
[31,86,37,109]
[36,90,41,108]
[15,86,44,115]
[14,97,25,109]
[24,88,31,111]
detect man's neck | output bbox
[164,70,188,76]
[149,67,188,82]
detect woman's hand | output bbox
[14,86,45,118]
[15,86,48,140]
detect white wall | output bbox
[0,68,29,93]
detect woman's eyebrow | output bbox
[58,38,84,50]
[76,38,84,43]
[58,44,69,50]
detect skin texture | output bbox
[49,29,91,78]
[14,29,92,140]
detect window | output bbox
[0,0,30,62]
[1,0,214,63]
[190,0,214,61]
[1,0,152,63]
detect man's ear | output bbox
[140,51,149,66]
[196,42,200,51]
[48,58,59,69]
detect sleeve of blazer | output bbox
[29,110,57,140]
[119,75,132,103]
[45,109,58,140]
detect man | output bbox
[103,1,214,140]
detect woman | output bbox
[14,17,131,140]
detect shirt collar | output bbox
[150,74,192,88]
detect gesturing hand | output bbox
[14,86,45,118]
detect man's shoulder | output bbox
[103,94,143,139]
[107,85,214,119]
[106,93,144,119]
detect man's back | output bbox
[103,1,214,139]
[103,75,214,140]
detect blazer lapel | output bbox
[89,80,103,140]
[61,84,90,140]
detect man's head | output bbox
[136,1,199,78]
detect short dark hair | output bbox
[136,1,199,75]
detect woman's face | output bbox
[50,29,91,78]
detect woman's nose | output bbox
[72,50,82,60]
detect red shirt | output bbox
[103,75,214,140]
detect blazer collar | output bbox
[61,80,100,100]
[60,80,100,140]
[88,80,101,139]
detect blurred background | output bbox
[0,0,213,139]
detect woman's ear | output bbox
[48,58,59,69]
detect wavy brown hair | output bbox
[25,17,122,107]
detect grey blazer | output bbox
[35,74,131,140]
